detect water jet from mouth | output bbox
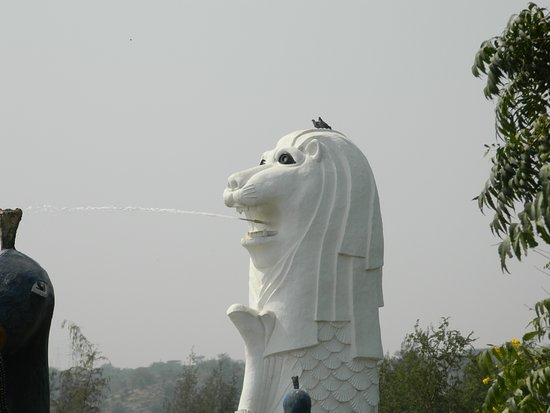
[25,205,267,225]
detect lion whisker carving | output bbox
[240,185,257,199]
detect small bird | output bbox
[312,117,331,129]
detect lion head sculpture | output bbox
[224,129,384,360]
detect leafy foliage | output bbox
[50,321,110,413]
[477,297,550,413]
[165,352,242,413]
[473,2,550,271]
[198,356,240,413]
[472,3,550,411]
[379,318,482,413]
[164,352,201,413]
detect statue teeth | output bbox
[248,230,277,238]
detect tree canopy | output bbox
[473,3,550,412]
[477,298,550,412]
[165,352,241,413]
[379,318,482,413]
[473,2,550,271]
[50,321,109,413]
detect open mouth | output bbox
[236,206,278,242]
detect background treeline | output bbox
[48,317,491,413]
[48,302,549,412]
[50,346,244,413]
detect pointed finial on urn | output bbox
[283,376,311,413]
[0,209,23,250]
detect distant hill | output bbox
[50,354,244,413]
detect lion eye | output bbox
[259,159,266,165]
[278,153,296,165]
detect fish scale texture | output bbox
[291,322,379,413]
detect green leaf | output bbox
[525,202,536,220]
[522,331,538,342]
[498,238,512,271]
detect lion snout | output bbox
[223,189,235,207]
[225,166,264,207]
[227,175,241,191]
[224,172,244,207]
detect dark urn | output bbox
[283,376,312,413]
[0,209,55,413]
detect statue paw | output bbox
[227,303,258,317]
[227,304,276,353]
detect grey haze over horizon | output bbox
[1,0,549,369]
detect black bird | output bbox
[312,117,331,129]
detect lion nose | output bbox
[225,172,247,207]
[227,169,254,191]
[227,165,267,192]
[227,175,241,191]
[223,189,236,207]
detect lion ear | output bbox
[304,139,321,161]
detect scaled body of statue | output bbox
[223,129,384,413]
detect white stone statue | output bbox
[223,129,384,413]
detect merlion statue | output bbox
[223,129,384,413]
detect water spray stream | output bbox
[25,205,267,225]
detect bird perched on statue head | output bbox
[312,117,331,130]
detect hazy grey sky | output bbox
[2,0,549,368]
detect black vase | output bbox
[0,209,55,413]
[283,376,311,413]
